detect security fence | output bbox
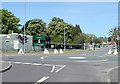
[46,42,84,49]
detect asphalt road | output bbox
[1,47,119,83]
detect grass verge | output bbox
[2,49,85,56]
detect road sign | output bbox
[14,40,19,49]
[33,36,46,46]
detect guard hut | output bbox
[0,33,32,51]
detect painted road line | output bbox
[43,64,52,66]
[13,62,22,64]
[36,76,49,83]
[32,63,41,66]
[55,65,66,73]
[99,56,104,57]
[41,57,44,59]
[22,63,32,65]
[75,61,88,63]
[51,65,55,72]
[101,59,108,62]
[68,57,86,59]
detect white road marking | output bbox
[13,62,22,64]
[75,61,88,63]
[55,65,66,73]
[68,57,86,59]
[101,59,108,62]
[51,65,55,72]
[32,63,41,66]
[22,63,32,65]
[99,56,104,57]
[44,64,52,66]
[36,76,49,83]
[41,57,44,59]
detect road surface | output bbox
[1,47,119,84]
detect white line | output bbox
[101,59,108,62]
[68,57,86,59]
[13,62,22,64]
[36,76,49,83]
[75,61,88,62]
[51,65,55,72]
[32,63,41,66]
[55,65,66,73]
[22,63,32,65]
[43,64,52,66]
[41,57,44,59]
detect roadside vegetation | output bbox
[0,9,107,44]
[3,49,85,56]
[109,27,120,56]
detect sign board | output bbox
[51,45,54,48]
[14,40,18,49]
[33,36,46,46]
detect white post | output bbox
[64,27,67,52]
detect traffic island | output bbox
[0,61,12,73]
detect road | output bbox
[1,47,119,84]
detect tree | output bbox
[73,33,87,44]
[47,17,75,43]
[109,27,120,41]
[71,24,83,43]
[22,18,47,36]
[1,9,21,34]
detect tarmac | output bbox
[0,61,12,72]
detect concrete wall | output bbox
[0,33,33,51]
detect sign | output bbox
[33,36,46,46]
[14,40,18,49]
[51,45,54,48]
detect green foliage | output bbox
[73,33,87,43]
[8,30,12,34]
[22,18,47,36]
[1,9,21,34]
[47,17,83,43]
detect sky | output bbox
[1,2,118,37]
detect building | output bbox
[0,33,33,51]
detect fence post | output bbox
[84,43,85,50]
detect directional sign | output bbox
[33,36,46,46]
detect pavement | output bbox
[0,61,12,72]
[1,47,120,83]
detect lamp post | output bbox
[24,0,26,53]
[64,27,67,52]
[117,28,120,54]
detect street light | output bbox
[117,28,120,54]
[64,27,67,52]
[24,0,26,53]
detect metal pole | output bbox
[24,0,26,53]
[118,28,119,54]
[64,27,65,52]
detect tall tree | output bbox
[47,17,75,43]
[1,9,21,34]
[22,18,47,36]
[109,27,120,41]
